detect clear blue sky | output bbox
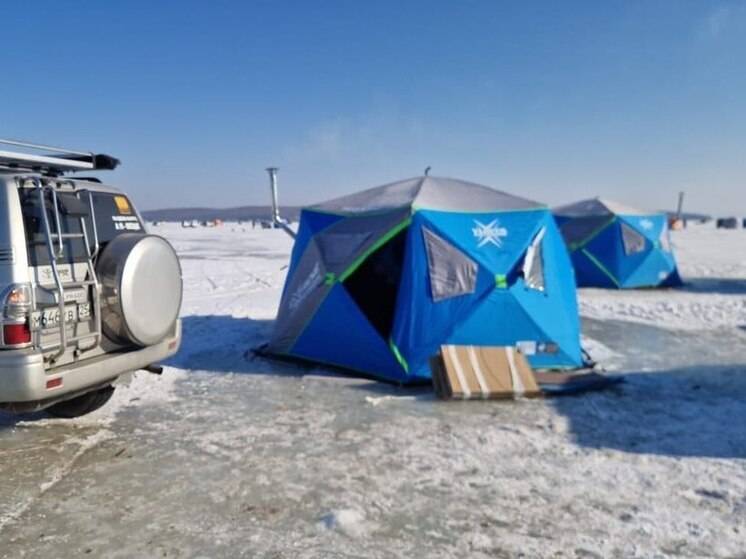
[2,1,744,215]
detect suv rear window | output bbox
[89,192,143,243]
[18,188,143,266]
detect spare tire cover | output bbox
[97,233,182,346]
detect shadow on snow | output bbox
[569,318,746,459]
[169,314,353,380]
[551,363,746,459]
[169,315,439,394]
[169,314,287,375]
[680,277,746,295]
[176,315,746,459]
[5,314,734,457]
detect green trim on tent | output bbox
[324,273,336,285]
[389,339,409,374]
[286,217,410,364]
[301,208,350,217]
[338,217,412,282]
[495,274,508,289]
[569,216,617,251]
[581,248,621,287]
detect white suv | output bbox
[0,139,182,417]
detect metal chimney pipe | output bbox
[264,166,296,239]
[266,167,280,227]
[676,191,685,220]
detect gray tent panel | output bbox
[423,227,477,302]
[310,177,423,214]
[313,210,410,274]
[559,215,615,247]
[270,209,410,352]
[554,197,656,218]
[415,177,542,212]
[554,198,613,218]
[316,231,375,270]
[269,242,331,352]
[599,198,657,216]
[620,222,646,255]
[312,176,543,214]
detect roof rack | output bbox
[0,138,120,176]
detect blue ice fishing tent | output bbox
[267,176,583,383]
[553,198,683,289]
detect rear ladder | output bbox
[32,179,103,362]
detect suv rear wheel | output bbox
[46,385,115,418]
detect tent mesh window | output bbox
[522,227,546,291]
[620,222,646,255]
[559,215,613,248]
[422,227,477,302]
[343,228,408,340]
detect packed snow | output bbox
[0,222,744,558]
[579,224,746,331]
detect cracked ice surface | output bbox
[0,223,744,558]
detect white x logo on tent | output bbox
[472,219,508,248]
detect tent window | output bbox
[316,232,375,270]
[343,228,408,340]
[423,227,477,302]
[559,215,613,248]
[620,223,646,255]
[522,227,546,291]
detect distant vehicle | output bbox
[716,217,739,229]
[199,219,223,228]
[258,220,292,231]
[0,139,182,417]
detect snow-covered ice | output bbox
[579,224,746,331]
[0,222,744,558]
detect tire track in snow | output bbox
[0,429,113,532]
[200,263,219,291]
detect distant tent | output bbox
[553,198,683,289]
[267,176,583,383]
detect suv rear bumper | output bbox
[0,319,181,406]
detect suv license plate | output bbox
[30,303,91,331]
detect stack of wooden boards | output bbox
[431,345,620,400]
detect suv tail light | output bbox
[1,284,32,348]
[4,323,31,345]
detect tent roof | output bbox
[553,197,658,217]
[309,176,544,214]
